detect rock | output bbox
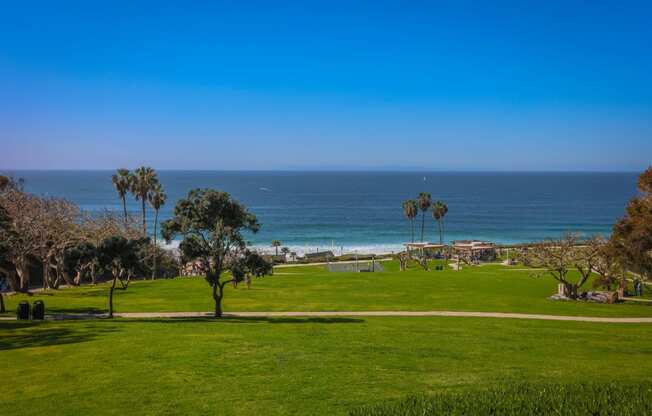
[548,294,572,301]
[549,291,617,303]
[583,291,612,303]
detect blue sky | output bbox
[1,1,651,171]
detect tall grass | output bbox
[350,383,652,416]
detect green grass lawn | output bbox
[3,262,652,415]
[2,317,652,415]
[3,261,652,317]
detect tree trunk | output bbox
[0,292,5,313]
[122,196,128,225]
[410,219,414,243]
[442,219,445,245]
[565,283,578,299]
[152,209,158,280]
[42,260,50,290]
[212,283,223,318]
[108,277,117,318]
[141,198,147,234]
[438,220,443,244]
[0,267,19,292]
[15,261,30,292]
[421,212,425,242]
[57,264,75,287]
[91,263,97,285]
[74,270,82,285]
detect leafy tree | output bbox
[281,247,290,256]
[524,233,600,299]
[231,250,273,289]
[79,210,143,283]
[130,166,159,234]
[271,240,281,256]
[98,236,144,317]
[148,182,167,279]
[610,166,652,280]
[64,242,98,285]
[432,201,449,244]
[31,197,81,289]
[0,204,12,312]
[417,192,431,242]
[402,199,418,242]
[111,168,132,224]
[590,237,624,291]
[0,188,44,291]
[161,189,260,317]
[637,167,652,195]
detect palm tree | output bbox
[271,240,281,256]
[417,192,432,242]
[432,200,449,244]
[111,168,132,224]
[402,199,418,242]
[148,183,167,279]
[130,166,159,234]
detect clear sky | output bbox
[1,1,651,171]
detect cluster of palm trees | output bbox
[111,167,167,278]
[271,240,291,258]
[402,192,448,244]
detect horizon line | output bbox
[0,168,642,174]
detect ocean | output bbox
[2,170,638,255]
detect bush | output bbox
[349,383,652,416]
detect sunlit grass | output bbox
[2,317,652,415]
[4,261,651,317]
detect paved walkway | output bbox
[2,310,647,323]
[113,311,652,323]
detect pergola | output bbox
[452,240,496,262]
[404,242,446,256]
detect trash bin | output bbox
[32,300,45,320]
[17,301,30,320]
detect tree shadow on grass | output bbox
[45,306,106,315]
[0,321,118,351]
[119,316,365,325]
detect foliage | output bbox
[271,239,281,255]
[148,182,167,279]
[161,188,261,317]
[590,236,624,290]
[401,199,418,242]
[130,166,159,234]
[97,235,149,317]
[431,200,448,244]
[417,192,431,242]
[349,383,652,416]
[610,166,652,280]
[231,250,273,288]
[64,241,98,285]
[521,233,601,298]
[111,168,132,223]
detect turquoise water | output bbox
[3,171,637,254]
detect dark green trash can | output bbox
[17,301,30,320]
[32,300,45,320]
